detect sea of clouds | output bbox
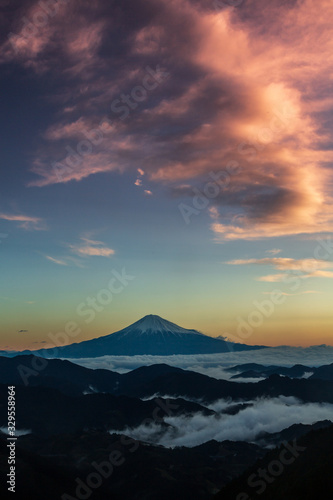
[69,345,333,379]
[108,396,333,448]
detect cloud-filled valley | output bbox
[112,396,333,448]
[1,1,333,499]
[71,344,333,379]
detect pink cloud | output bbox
[0,2,105,76]
[0,1,70,71]
[44,117,90,141]
[69,238,115,258]
[3,0,333,240]
[0,212,46,231]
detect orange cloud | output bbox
[257,271,333,282]
[227,258,332,271]
[227,257,333,281]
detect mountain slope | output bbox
[0,431,265,500]
[0,383,214,437]
[2,356,333,405]
[227,362,333,381]
[27,314,267,357]
[214,424,333,500]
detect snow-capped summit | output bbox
[118,314,204,336]
[30,314,267,358]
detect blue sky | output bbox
[1,0,333,350]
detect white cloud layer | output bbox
[108,396,333,448]
[0,427,31,436]
[69,345,333,379]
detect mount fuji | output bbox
[28,314,267,358]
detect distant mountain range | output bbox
[1,354,333,500]
[226,362,330,380]
[1,314,267,357]
[1,417,331,500]
[2,355,333,407]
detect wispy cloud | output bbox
[258,271,333,282]
[227,258,333,271]
[45,255,68,266]
[134,167,153,194]
[266,249,282,255]
[227,257,333,281]
[0,2,104,75]
[69,238,115,258]
[0,212,46,231]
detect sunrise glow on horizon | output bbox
[1,0,333,351]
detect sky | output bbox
[0,0,333,350]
